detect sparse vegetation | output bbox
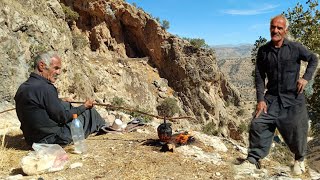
[111,96,126,107]
[129,105,153,123]
[285,0,320,135]
[72,34,89,50]
[2,0,316,178]
[182,37,209,49]
[202,121,219,136]
[250,36,267,65]
[225,99,231,107]
[186,37,215,54]
[160,20,170,30]
[150,15,170,30]
[129,3,171,30]
[0,138,7,171]
[250,36,267,82]
[110,97,153,123]
[60,3,79,23]
[130,2,147,15]
[269,143,294,166]
[238,121,249,134]
[283,0,320,55]
[156,97,179,117]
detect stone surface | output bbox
[193,131,228,152]
[176,145,223,165]
[0,0,241,140]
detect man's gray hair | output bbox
[34,51,59,69]
[271,15,290,30]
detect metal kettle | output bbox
[157,117,172,143]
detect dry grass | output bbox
[0,125,8,174]
[0,125,239,179]
[0,124,313,179]
[0,145,5,171]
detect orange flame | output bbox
[173,131,193,145]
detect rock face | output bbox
[0,0,241,137]
[0,0,72,102]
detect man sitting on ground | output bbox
[15,51,106,145]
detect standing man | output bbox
[244,15,318,175]
[15,51,106,146]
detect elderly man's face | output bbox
[270,17,288,44]
[42,57,62,83]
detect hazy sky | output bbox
[125,0,316,46]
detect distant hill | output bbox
[213,44,255,101]
[212,44,253,60]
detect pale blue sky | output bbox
[126,0,317,46]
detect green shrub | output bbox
[161,20,170,30]
[238,122,249,134]
[151,16,169,30]
[129,105,153,123]
[225,100,231,107]
[202,121,219,136]
[111,96,125,107]
[156,97,179,117]
[60,3,79,23]
[182,37,209,49]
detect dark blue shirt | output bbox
[255,38,318,107]
[14,73,86,145]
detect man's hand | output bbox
[255,101,267,118]
[297,78,308,94]
[84,99,95,109]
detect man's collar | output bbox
[30,72,52,84]
[267,38,289,48]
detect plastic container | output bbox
[70,114,87,154]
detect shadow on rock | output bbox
[10,168,25,176]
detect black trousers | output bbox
[248,96,309,162]
[40,102,105,145]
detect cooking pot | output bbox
[157,117,172,143]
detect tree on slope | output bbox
[250,36,267,65]
[284,0,320,134]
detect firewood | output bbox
[160,143,175,152]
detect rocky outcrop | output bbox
[0,0,73,102]
[0,0,241,138]
[64,0,241,128]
